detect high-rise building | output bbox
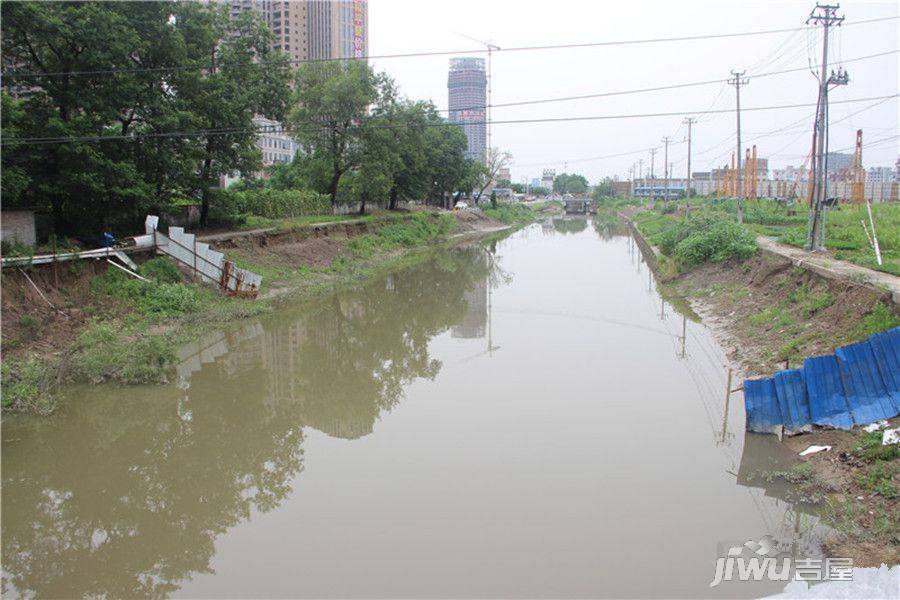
[225,1,368,65]
[448,57,487,162]
[220,0,368,183]
[258,1,309,65]
[307,0,369,60]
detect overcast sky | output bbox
[369,0,898,183]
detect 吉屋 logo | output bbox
[710,535,853,587]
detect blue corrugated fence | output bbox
[744,327,900,434]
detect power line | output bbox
[4,94,895,146]
[533,95,893,171]
[441,48,896,114]
[4,16,897,79]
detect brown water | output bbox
[2,220,823,598]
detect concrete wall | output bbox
[1,210,36,246]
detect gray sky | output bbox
[369,0,898,184]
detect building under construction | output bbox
[448,57,487,162]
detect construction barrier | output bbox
[745,326,900,434]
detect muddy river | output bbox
[2,219,823,598]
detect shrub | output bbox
[651,215,757,267]
[1,239,34,258]
[228,188,331,219]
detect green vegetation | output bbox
[348,213,455,258]
[2,2,492,239]
[2,200,552,415]
[552,172,589,195]
[71,321,176,385]
[855,430,900,463]
[92,269,200,317]
[853,302,900,338]
[1,357,55,414]
[754,462,830,504]
[482,202,553,225]
[634,213,757,270]
[787,284,834,317]
[856,461,898,499]
[223,189,331,220]
[2,1,292,233]
[665,198,900,275]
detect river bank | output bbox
[1,203,559,414]
[623,204,899,567]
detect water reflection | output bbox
[618,218,826,565]
[552,217,589,235]
[3,221,828,598]
[1,246,498,598]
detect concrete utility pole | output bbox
[728,70,749,223]
[683,117,696,199]
[649,147,657,181]
[662,136,670,200]
[806,3,847,251]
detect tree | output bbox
[553,172,589,195]
[171,3,291,226]
[472,147,512,204]
[1,1,164,234]
[424,117,471,209]
[592,177,617,200]
[0,93,30,205]
[289,60,387,208]
[531,186,549,197]
[0,1,291,232]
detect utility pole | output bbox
[806,3,848,251]
[728,70,749,223]
[683,117,696,200]
[662,136,671,201]
[649,147,657,181]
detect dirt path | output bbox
[197,218,370,244]
[757,236,900,305]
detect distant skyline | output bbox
[369,0,898,183]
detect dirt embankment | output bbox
[2,262,110,361]
[776,422,899,567]
[667,251,896,377]
[221,209,508,278]
[1,209,509,363]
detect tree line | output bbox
[1,1,498,237]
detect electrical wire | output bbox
[13,95,895,148]
[4,16,896,79]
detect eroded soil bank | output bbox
[629,219,899,567]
